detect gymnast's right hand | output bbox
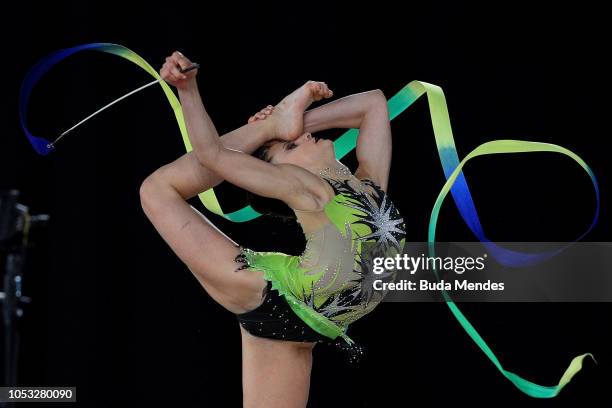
[248,105,274,124]
[160,51,198,90]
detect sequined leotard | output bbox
[235,173,406,344]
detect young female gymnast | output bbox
[139,51,406,407]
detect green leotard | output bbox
[239,173,406,344]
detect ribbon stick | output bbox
[50,63,199,148]
[19,43,600,397]
[51,78,161,149]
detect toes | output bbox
[317,83,327,100]
[322,83,333,98]
[306,80,319,94]
[309,83,321,101]
[248,116,257,123]
[309,81,332,101]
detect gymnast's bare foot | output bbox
[269,81,333,140]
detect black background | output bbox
[1,0,610,406]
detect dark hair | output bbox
[253,140,274,162]
[246,141,297,222]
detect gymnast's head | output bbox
[253,132,335,170]
[249,132,334,221]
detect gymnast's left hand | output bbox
[160,51,198,90]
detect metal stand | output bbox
[2,254,31,387]
[0,190,47,408]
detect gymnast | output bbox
[139,51,406,407]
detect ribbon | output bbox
[19,43,600,397]
[20,43,228,218]
[427,138,597,397]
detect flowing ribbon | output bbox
[427,139,597,397]
[19,43,600,397]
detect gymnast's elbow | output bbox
[139,173,168,216]
[367,89,387,109]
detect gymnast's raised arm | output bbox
[304,89,391,190]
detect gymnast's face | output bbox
[263,132,334,169]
